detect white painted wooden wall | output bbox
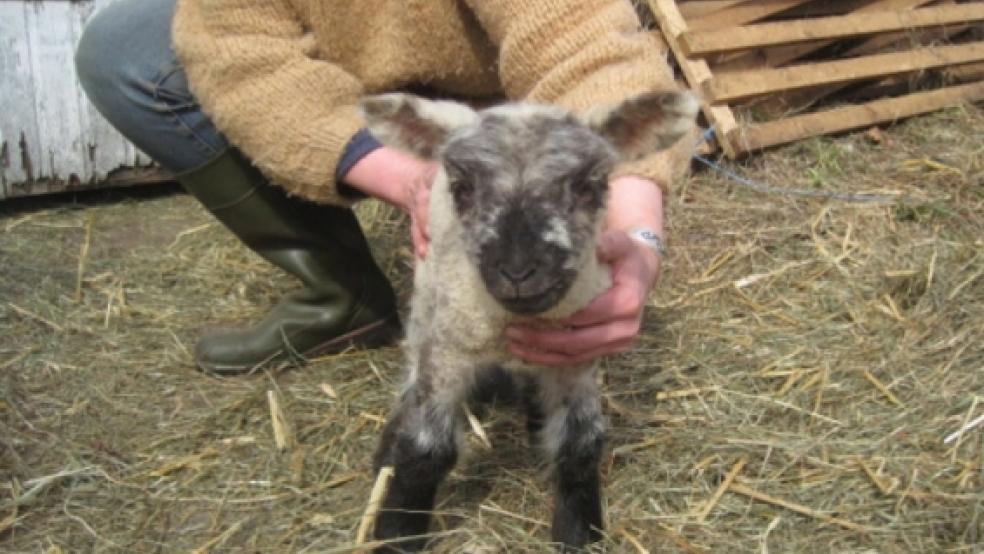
[0,0,165,200]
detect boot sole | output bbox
[198,315,402,375]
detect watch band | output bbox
[628,227,668,258]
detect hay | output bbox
[0,106,982,552]
[355,466,394,548]
[267,389,296,452]
[692,457,746,523]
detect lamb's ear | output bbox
[358,93,480,159]
[583,91,699,160]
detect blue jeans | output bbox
[75,0,228,173]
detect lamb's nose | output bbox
[499,264,537,286]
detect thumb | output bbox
[597,230,634,264]
[411,215,429,259]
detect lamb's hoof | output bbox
[373,511,430,553]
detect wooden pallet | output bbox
[646,0,984,157]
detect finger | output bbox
[411,216,429,259]
[564,289,618,328]
[507,317,641,356]
[564,284,643,328]
[596,230,634,264]
[414,181,432,259]
[508,337,634,367]
[416,188,431,239]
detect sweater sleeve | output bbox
[462,0,695,191]
[171,0,364,204]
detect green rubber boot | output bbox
[177,149,401,374]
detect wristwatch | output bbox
[628,227,668,258]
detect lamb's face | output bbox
[440,108,616,315]
[359,91,698,315]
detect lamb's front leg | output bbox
[372,349,472,552]
[537,368,605,550]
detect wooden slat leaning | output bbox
[686,0,812,31]
[735,80,984,152]
[682,3,984,55]
[648,0,984,158]
[648,0,742,157]
[704,42,984,103]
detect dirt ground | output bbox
[1,106,982,553]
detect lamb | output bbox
[358,90,697,552]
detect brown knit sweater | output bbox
[172,0,693,204]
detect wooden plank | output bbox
[647,3,716,89]
[1,0,157,199]
[1,167,173,201]
[731,80,984,153]
[683,3,984,55]
[688,0,812,31]
[704,41,984,103]
[761,0,940,68]
[782,0,901,18]
[0,2,41,193]
[711,0,936,74]
[946,61,984,82]
[720,0,948,116]
[679,1,744,19]
[648,0,740,156]
[73,1,147,184]
[24,1,88,183]
[845,74,929,104]
[757,7,969,117]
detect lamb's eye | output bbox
[450,179,476,212]
[571,175,605,211]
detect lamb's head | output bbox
[360,91,697,315]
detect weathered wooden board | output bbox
[0,0,168,200]
[682,3,984,55]
[649,0,741,157]
[687,0,812,32]
[666,0,984,158]
[704,41,984,103]
[678,1,745,19]
[735,80,984,151]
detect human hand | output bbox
[505,230,662,366]
[403,162,438,259]
[340,146,437,259]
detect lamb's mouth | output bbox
[493,282,569,315]
[496,294,557,315]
